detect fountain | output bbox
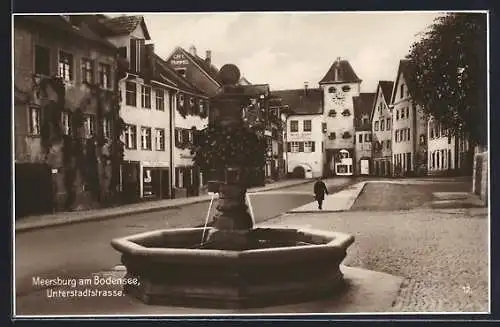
[111,64,355,309]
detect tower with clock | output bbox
[318,57,362,177]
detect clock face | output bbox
[332,90,346,106]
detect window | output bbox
[303,120,312,132]
[358,134,363,143]
[28,107,41,135]
[141,85,151,109]
[141,127,152,150]
[381,119,385,131]
[342,85,351,92]
[374,121,379,131]
[322,122,327,133]
[81,58,93,84]
[386,118,391,130]
[406,107,410,118]
[58,51,73,81]
[408,128,411,141]
[61,111,71,135]
[290,141,299,153]
[101,118,111,139]
[396,110,400,120]
[124,124,137,149]
[34,45,50,76]
[328,110,337,117]
[176,68,187,78]
[84,115,95,138]
[400,108,405,119]
[341,109,351,116]
[154,88,164,111]
[155,128,165,151]
[363,118,369,125]
[125,82,137,106]
[304,141,315,153]
[365,133,371,142]
[342,131,351,139]
[328,86,336,93]
[98,63,111,89]
[387,140,391,149]
[290,120,298,132]
[329,132,336,140]
[395,130,399,143]
[400,84,405,99]
[130,38,144,73]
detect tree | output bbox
[405,13,487,147]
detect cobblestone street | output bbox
[262,180,488,313]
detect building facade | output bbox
[353,93,375,175]
[275,88,324,178]
[371,81,394,176]
[86,15,179,203]
[427,117,471,176]
[14,15,120,216]
[390,60,428,177]
[319,58,361,176]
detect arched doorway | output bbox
[291,166,306,179]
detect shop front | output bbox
[141,164,170,200]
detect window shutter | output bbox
[298,142,304,152]
[174,129,179,147]
[175,168,179,188]
[311,142,315,152]
[130,39,137,73]
[139,39,146,74]
[286,142,290,152]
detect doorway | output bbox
[360,159,370,175]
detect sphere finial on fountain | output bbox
[219,64,241,86]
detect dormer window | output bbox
[176,68,187,79]
[130,38,145,73]
[342,85,351,93]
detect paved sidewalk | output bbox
[288,182,366,213]
[15,179,313,233]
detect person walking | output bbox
[313,177,329,210]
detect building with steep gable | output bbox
[353,92,375,175]
[319,57,362,176]
[371,80,394,176]
[390,60,428,176]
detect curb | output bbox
[15,180,314,233]
[286,181,367,214]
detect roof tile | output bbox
[272,89,323,115]
[319,59,362,84]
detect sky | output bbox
[120,12,443,93]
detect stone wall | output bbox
[472,150,488,206]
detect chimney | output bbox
[189,45,197,57]
[205,50,212,66]
[304,81,309,95]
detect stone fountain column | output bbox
[205,64,256,250]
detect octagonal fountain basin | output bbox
[111,227,355,309]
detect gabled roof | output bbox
[353,93,375,131]
[319,59,362,85]
[379,81,394,104]
[370,81,394,122]
[169,47,222,86]
[97,15,151,40]
[242,84,270,97]
[390,59,411,104]
[152,54,207,97]
[15,15,116,50]
[272,89,323,115]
